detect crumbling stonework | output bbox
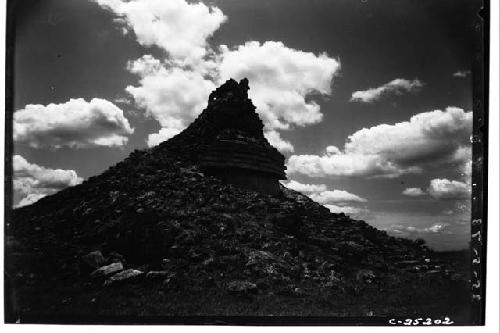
[164,78,286,194]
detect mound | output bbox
[6,79,470,322]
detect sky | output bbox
[10,0,480,250]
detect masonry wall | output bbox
[202,167,281,195]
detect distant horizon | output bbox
[11,0,478,251]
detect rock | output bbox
[104,269,144,286]
[146,270,173,280]
[81,251,106,268]
[246,250,278,265]
[277,284,306,297]
[162,272,177,287]
[245,250,290,278]
[202,257,214,266]
[340,241,365,253]
[161,258,172,270]
[107,251,124,263]
[397,260,420,267]
[356,269,375,284]
[80,251,106,274]
[292,287,306,297]
[426,270,442,275]
[226,280,257,294]
[90,262,123,279]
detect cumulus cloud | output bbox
[350,78,423,103]
[308,190,367,205]
[13,155,83,207]
[264,130,294,153]
[126,42,339,147]
[287,107,472,178]
[282,180,366,204]
[94,0,226,65]
[402,173,471,201]
[402,175,471,201]
[146,128,182,147]
[324,204,369,215]
[282,180,367,217]
[454,146,472,178]
[287,152,416,178]
[95,0,340,146]
[14,98,134,149]
[402,187,426,197]
[388,223,450,234]
[17,193,48,208]
[428,178,470,200]
[282,180,327,193]
[326,145,341,155]
[126,55,216,134]
[218,41,340,131]
[452,70,471,78]
[425,223,448,233]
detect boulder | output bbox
[104,269,144,286]
[90,262,123,279]
[80,250,106,270]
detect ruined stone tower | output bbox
[168,78,287,194]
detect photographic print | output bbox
[4,0,488,325]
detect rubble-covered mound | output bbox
[6,79,470,322]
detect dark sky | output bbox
[10,0,481,250]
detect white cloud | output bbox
[282,180,365,204]
[126,56,216,138]
[350,78,423,103]
[282,179,367,218]
[287,152,417,178]
[402,187,426,197]
[14,98,134,149]
[287,107,472,178]
[97,1,340,146]
[114,97,132,105]
[264,130,294,153]
[13,155,83,207]
[324,204,368,216]
[218,41,340,131]
[388,223,450,234]
[17,193,48,208]
[326,145,341,155]
[453,146,472,179]
[309,190,367,205]
[146,128,181,147]
[425,223,448,233]
[127,42,339,146]
[428,178,471,200]
[282,180,327,193]
[453,70,471,78]
[95,0,226,65]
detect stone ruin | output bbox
[168,78,287,194]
